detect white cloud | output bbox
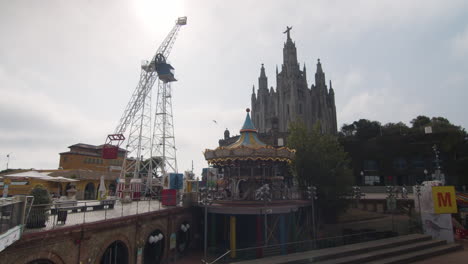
[451,25,468,57]
[337,71,425,127]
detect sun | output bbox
[132,0,185,27]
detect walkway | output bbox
[413,239,468,264]
[24,199,178,233]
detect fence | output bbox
[204,207,422,263]
[0,198,27,234]
[24,194,186,232]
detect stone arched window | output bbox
[144,230,165,264]
[100,240,129,264]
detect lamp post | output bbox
[414,184,422,230]
[200,187,213,260]
[257,184,271,246]
[386,185,396,232]
[352,186,363,208]
[423,169,428,181]
[432,144,443,182]
[360,171,364,185]
[6,153,12,170]
[307,185,318,248]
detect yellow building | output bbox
[0,169,119,200]
[59,143,126,172]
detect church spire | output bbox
[315,58,326,87]
[303,63,307,80]
[260,63,266,78]
[258,63,268,90]
[282,26,298,72]
[316,58,323,73]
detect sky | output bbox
[1,0,467,175]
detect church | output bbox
[251,27,337,136]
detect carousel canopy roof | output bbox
[204,109,295,164]
[227,109,266,149]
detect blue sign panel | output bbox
[169,173,184,189]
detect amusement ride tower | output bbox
[103,17,187,198]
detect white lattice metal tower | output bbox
[106,17,187,198]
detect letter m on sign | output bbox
[432,186,458,214]
[437,192,451,207]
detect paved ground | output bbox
[413,239,468,264]
[176,250,204,264]
[24,199,178,233]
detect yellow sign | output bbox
[432,186,458,214]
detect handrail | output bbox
[203,250,231,264]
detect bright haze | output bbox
[1,0,467,174]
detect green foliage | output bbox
[288,122,354,222]
[410,115,431,129]
[382,122,410,136]
[29,184,51,205]
[340,119,381,140]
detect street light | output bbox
[386,185,396,232]
[199,187,214,260]
[6,153,12,170]
[414,184,422,229]
[307,185,318,248]
[423,169,428,181]
[352,186,364,208]
[256,184,271,246]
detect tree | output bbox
[353,119,381,139]
[26,185,52,228]
[410,115,431,129]
[382,122,410,136]
[288,122,354,222]
[340,123,356,137]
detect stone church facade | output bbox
[251,29,337,135]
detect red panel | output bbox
[102,146,119,159]
[161,189,177,206]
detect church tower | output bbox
[251,27,337,136]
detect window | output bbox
[299,104,303,114]
[364,176,380,185]
[287,104,290,115]
[411,157,425,169]
[393,158,407,169]
[63,157,68,162]
[363,160,378,171]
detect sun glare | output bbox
[132,0,185,27]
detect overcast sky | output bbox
[1,0,467,174]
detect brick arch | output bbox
[142,227,166,264]
[16,250,65,264]
[95,233,132,264]
[175,216,192,235]
[141,222,167,246]
[175,217,192,253]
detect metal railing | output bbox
[24,194,188,232]
[0,198,26,234]
[203,210,422,263]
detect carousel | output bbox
[202,109,311,259]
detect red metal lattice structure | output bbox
[102,134,125,159]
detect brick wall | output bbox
[0,207,197,264]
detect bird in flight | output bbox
[213,120,218,124]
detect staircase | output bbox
[231,234,462,264]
